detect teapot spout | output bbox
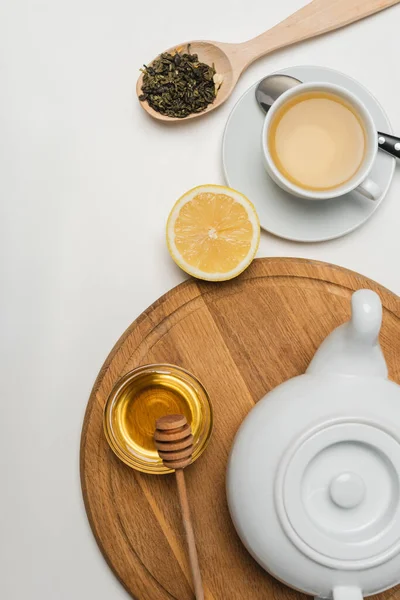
[306,290,388,379]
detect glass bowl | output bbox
[103,364,213,474]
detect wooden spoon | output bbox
[154,414,204,600]
[137,0,399,122]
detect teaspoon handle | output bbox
[378,132,400,159]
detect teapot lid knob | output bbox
[306,289,388,378]
[350,289,382,345]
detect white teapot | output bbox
[227,290,400,600]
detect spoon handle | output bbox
[378,132,400,159]
[239,0,399,68]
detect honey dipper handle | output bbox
[238,0,399,69]
[175,468,204,600]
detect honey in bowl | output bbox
[103,364,213,474]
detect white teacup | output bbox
[262,82,380,201]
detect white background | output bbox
[1,0,400,598]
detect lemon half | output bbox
[167,185,260,281]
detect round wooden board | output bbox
[81,258,400,600]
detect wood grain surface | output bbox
[80,258,400,600]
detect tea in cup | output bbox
[262,83,380,201]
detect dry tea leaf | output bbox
[139,47,217,118]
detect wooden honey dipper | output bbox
[154,414,204,600]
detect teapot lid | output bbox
[276,418,400,570]
[227,395,400,597]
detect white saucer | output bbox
[222,66,395,242]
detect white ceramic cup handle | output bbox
[332,586,363,600]
[356,177,381,201]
